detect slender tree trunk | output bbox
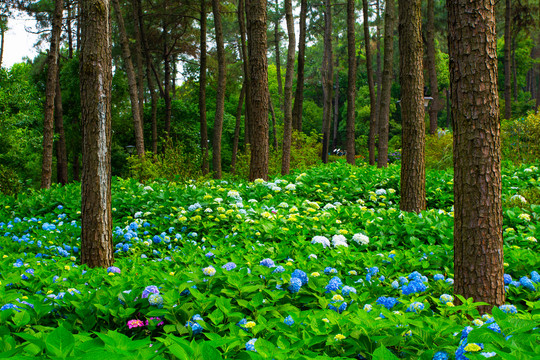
[448,0,504,314]
[112,0,145,157]
[1,19,5,68]
[55,68,68,185]
[246,0,270,181]
[504,0,512,119]
[535,5,540,110]
[239,0,252,145]
[80,0,114,268]
[269,97,278,149]
[399,0,425,213]
[363,0,375,165]
[231,83,245,174]
[377,0,395,168]
[172,58,177,99]
[162,17,171,138]
[426,0,441,135]
[212,0,226,179]
[512,37,518,100]
[344,0,357,165]
[131,0,145,125]
[281,0,295,175]
[274,0,283,111]
[40,0,63,189]
[374,0,382,139]
[200,0,210,175]
[321,0,333,164]
[292,0,307,132]
[332,55,340,151]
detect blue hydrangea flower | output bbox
[272,266,285,274]
[284,315,294,326]
[0,303,22,312]
[324,267,338,274]
[499,304,517,314]
[520,276,536,291]
[401,280,427,295]
[433,274,445,281]
[142,285,160,299]
[148,294,163,307]
[291,269,309,285]
[259,258,276,268]
[531,271,540,283]
[107,266,121,274]
[341,286,357,297]
[432,351,449,360]
[325,276,343,293]
[376,296,399,310]
[406,302,425,313]
[288,277,302,293]
[246,338,257,352]
[237,318,248,331]
[487,322,501,333]
[391,280,399,289]
[504,273,512,285]
[222,262,237,271]
[185,320,203,334]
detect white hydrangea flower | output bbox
[352,233,369,245]
[332,234,348,247]
[311,236,330,248]
[375,189,387,195]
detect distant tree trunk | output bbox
[131,0,145,125]
[374,0,382,140]
[448,0,504,314]
[399,0,426,213]
[246,0,270,181]
[345,0,357,165]
[321,0,333,164]
[292,0,307,132]
[426,0,441,135]
[40,0,63,189]
[281,0,295,175]
[80,0,114,268]
[136,0,158,153]
[172,57,177,99]
[66,2,73,58]
[112,0,145,157]
[0,19,5,68]
[239,0,252,145]
[54,69,68,185]
[269,97,278,149]
[274,0,283,111]
[212,0,226,179]
[200,0,210,175]
[332,55,340,151]
[231,83,245,174]
[377,0,395,168]
[504,0,512,119]
[534,5,540,110]
[162,16,172,138]
[363,0,375,165]
[512,37,517,100]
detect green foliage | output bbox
[501,111,540,164]
[127,140,202,183]
[0,164,22,196]
[425,130,453,170]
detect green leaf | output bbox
[372,345,399,360]
[201,343,223,360]
[11,310,30,328]
[46,326,75,358]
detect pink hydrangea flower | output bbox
[127,319,144,329]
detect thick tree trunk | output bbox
[231,84,245,174]
[239,0,252,145]
[363,0,375,165]
[281,0,295,175]
[426,0,441,135]
[54,69,68,185]
[212,0,226,179]
[200,0,210,175]
[448,0,504,314]
[292,0,307,132]
[377,0,395,168]
[504,0,512,119]
[246,0,270,181]
[41,0,63,189]
[345,0,356,165]
[80,0,114,268]
[112,0,145,157]
[321,0,333,164]
[274,0,283,111]
[374,0,382,144]
[399,0,426,213]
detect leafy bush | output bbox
[501,111,540,164]
[0,164,22,196]
[425,129,453,170]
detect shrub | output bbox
[501,111,540,164]
[425,129,453,170]
[0,164,22,196]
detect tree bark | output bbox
[332,54,340,151]
[374,0,382,145]
[112,0,145,157]
[448,0,504,314]
[66,1,73,58]
[131,0,145,126]
[274,0,283,111]
[281,0,295,175]
[212,0,226,179]
[41,0,63,189]
[80,0,114,268]
[512,38,517,100]
[321,0,333,164]
[54,67,68,185]
[0,20,5,68]
[377,0,395,168]
[399,0,426,213]
[363,0,375,165]
[239,0,252,145]
[163,20,171,138]
[504,0,512,119]
[292,0,307,132]
[246,0,269,181]
[200,0,209,175]
[426,0,441,135]
[231,83,245,174]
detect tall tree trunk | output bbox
[54,68,68,185]
[1,19,6,68]
[163,20,171,138]
[504,0,512,119]
[448,0,504,314]
[321,0,333,164]
[80,0,114,268]
[377,0,395,168]
[136,0,158,153]
[512,37,518,100]
[535,5,540,110]
[112,0,145,157]
[231,83,245,174]
[399,0,425,213]
[374,0,382,139]
[345,0,357,165]
[426,0,441,135]
[212,0,226,179]
[292,0,307,132]
[131,0,145,125]
[200,0,210,175]
[246,0,270,181]
[363,0,375,165]
[66,1,73,58]
[239,0,252,145]
[274,0,283,111]
[41,0,63,189]
[281,0,295,175]
[332,55,340,151]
